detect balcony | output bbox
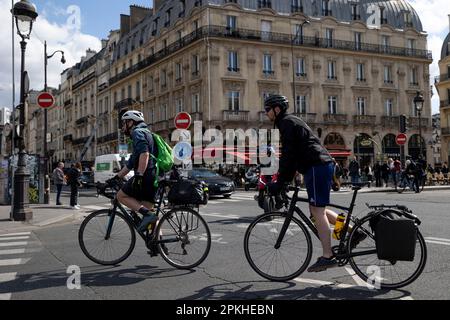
[294,113,317,124]
[435,74,450,84]
[409,117,429,129]
[64,99,72,107]
[76,116,89,126]
[323,114,348,125]
[440,101,450,109]
[97,132,118,144]
[63,134,73,142]
[73,137,89,146]
[72,72,95,91]
[114,98,135,111]
[223,110,250,122]
[353,115,376,126]
[442,127,450,136]
[381,116,400,128]
[153,120,169,132]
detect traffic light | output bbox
[399,115,409,133]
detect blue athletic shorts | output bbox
[304,162,334,208]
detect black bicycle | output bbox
[244,184,427,289]
[79,178,211,269]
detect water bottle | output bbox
[333,213,346,240]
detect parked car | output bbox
[188,168,235,198]
[80,171,95,188]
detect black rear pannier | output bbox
[372,212,417,262]
[168,179,208,205]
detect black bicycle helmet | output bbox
[264,94,289,113]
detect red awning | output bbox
[329,151,352,157]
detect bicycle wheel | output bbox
[79,210,136,266]
[244,212,313,282]
[348,213,427,289]
[155,207,211,269]
[396,178,407,194]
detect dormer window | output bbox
[258,0,272,9]
[403,11,413,28]
[179,0,186,17]
[292,0,303,13]
[351,3,360,20]
[165,9,171,27]
[322,0,331,16]
[380,6,387,24]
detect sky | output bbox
[0,0,449,115]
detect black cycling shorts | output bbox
[121,175,156,203]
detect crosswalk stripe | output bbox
[209,201,225,204]
[0,232,31,237]
[0,293,12,300]
[425,237,450,243]
[294,278,356,289]
[0,236,30,241]
[345,267,372,288]
[202,213,240,219]
[84,205,109,211]
[0,242,28,248]
[0,272,17,282]
[0,258,30,267]
[0,249,26,256]
[425,240,450,246]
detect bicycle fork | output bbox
[105,210,116,240]
[274,196,298,249]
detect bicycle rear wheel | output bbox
[348,213,427,289]
[244,212,313,282]
[155,207,211,269]
[78,210,136,265]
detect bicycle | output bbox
[396,172,425,194]
[244,183,427,289]
[78,178,211,270]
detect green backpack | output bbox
[135,128,174,187]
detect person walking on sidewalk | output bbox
[52,162,66,206]
[349,157,360,185]
[68,162,82,209]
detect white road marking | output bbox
[0,232,31,237]
[425,240,450,246]
[0,293,12,300]
[0,242,28,248]
[84,205,109,211]
[0,258,30,267]
[0,236,30,241]
[0,249,26,255]
[202,213,240,219]
[425,237,450,243]
[0,272,16,282]
[345,267,372,288]
[208,201,225,204]
[294,277,356,289]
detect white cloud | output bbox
[0,0,101,109]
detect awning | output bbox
[329,151,352,158]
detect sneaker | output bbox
[137,213,158,233]
[350,230,368,250]
[74,205,81,210]
[307,256,338,273]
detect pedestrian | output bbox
[364,164,373,188]
[381,161,390,187]
[52,162,66,206]
[373,162,382,187]
[393,158,401,187]
[442,162,449,184]
[348,157,360,185]
[68,162,82,209]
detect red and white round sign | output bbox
[37,92,55,109]
[396,133,407,146]
[174,112,192,130]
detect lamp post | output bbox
[414,91,424,160]
[44,41,65,204]
[291,20,310,111]
[11,0,38,221]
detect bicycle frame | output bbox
[274,186,377,262]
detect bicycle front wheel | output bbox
[78,210,136,266]
[244,212,313,282]
[156,207,211,269]
[348,214,427,289]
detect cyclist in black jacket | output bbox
[264,95,365,272]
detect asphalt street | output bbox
[0,188,449,300]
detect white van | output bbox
[94,154,134,184]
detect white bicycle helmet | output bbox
[121,110,145,123]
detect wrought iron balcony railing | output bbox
[353,115,376,126]
[223,110,250,122]
[381,116,400,128]
[323,114,348,125]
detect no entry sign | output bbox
[37,92,55,109]
[396,133,407,146]
[174,112,192,130]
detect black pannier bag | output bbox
[168,179,208,205]
[372,212,417,262]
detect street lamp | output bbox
[11,0,38,221]
[291,20,310,111]
[44,41,65,204]
[414,91,424,159]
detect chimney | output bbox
[120,14,131,37]
[130,5,152,30]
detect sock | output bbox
[138,207,150,215]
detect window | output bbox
[380,6,387,24]
[357,97,366,115]
[161,69,167,87]
[136,81,140,100]
[404,12,413,28]
[165,9,171,27]
[127,85,132,99]
[261,20,272,41]
[410,67,418,85]
[176,98,184,114]
[381,35,390,52]
[384,66,392,83]
[327,61,336,80]
[175,62,182,81]
[177,31,182,41]
[295,95,307,114]
[228,91,240,111]
[227,15,237,31]
[385,99,394,116]
[193,20,199,31]
[148,75,154,93]
[296,58,306,76]
[150,109,155,124]
[293,24,304,44]
[192,55,200,75]
[228,51,239,72]
[325,28,333,47]
[322,0,331,16]
[192,93,200,113]
[292,0,303,12]
[328,96,337,114]
[160,104,168,121]
[351,4,360,20]
[357,63,365,81]
[258,0,272,9]
[407,39,415,49]
[263,54,273,74]
[354,32,362,50]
